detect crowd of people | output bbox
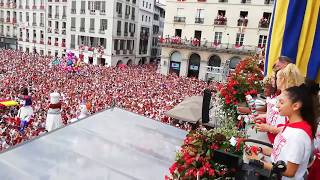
[0,49,215,151]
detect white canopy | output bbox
[0,108,187,180]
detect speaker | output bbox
[202,89,212,123]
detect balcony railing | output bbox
[130,32,134,37]
[32,40,36,43]
[237,18,248,26]
[100,10,106,15]
[214,17,227,25]
[89,28,95,33]
[54,29,59,34]
[125,14,129,19]
[117,13,122,18]
[48,14,52,18]
[99,29,105,34]
[55,14,59,19]
[195,17,204,24]
[0,2,3,7]
[241,0,251,3]
[40,23,44,27]
[218,0,228,2]
[48,41,51,45]
[0,18,3,22]
[80,27,85,32]
[40,5,44,9]
[61,29,66,35]
[264,0,274,4]
[173,16,186,23]
[131,15,135,20]
[12,18,16,24]
[80,9,85,14]
[117,31,121,36]
[32,5,36,9]
[40,39,44,44]
[25,5,29,9]
[32,22,37,26]
[259,18,270,28]
[71,9,76,14]
[124,32,128,36]
[115,50,120,55]
[123,50,127,54]
[62,15,66,19]
[159,37,257,55]
[71,27,76,31]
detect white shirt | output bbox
[271,126,311,180]
[266,96,287,126]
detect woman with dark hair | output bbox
[247,84,318,179]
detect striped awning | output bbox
[265,0,320,82]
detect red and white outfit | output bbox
[265,96,288,143]
[271,121,312,180]
[45,93,63,132]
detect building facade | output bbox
[0,0,18,49]
[160,0,274,81]
[150,1,165,62]
[0,0,165,67]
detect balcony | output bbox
[61,29,66,35]
[237,18,248,26]
[6,18,10,23]
[130,32,134,37]
[61,43,65,47]
[26,38,29,42]
[71,9,76,14]
[214,17,227,26]
[131,15,135,21]
[89,28,95,33]
[195,17,204,24]
[99,29,105,34]
[117,13,122,18]
[117,31,121,36]
[158,37,256,55]
[48,41,51,45]
[218,0,228,2]
[0,18,3,22]
[32,5,36,9]
[124,32,128,36]
[25,5,30,9]
[173,16,186,23]
[71,27,76,31]
[47,28,52,33]
[241,0,251,3]
[40,5,44,9]
[12,3,16,8]
[13,34,17,38]
[48,14,52,18]
[62,15,66,19]
[19,4,23,9]
[40,39,44,44]
[125,14,130,19]
[6,33,10,37]
[0,2,3,7]
[259,18,270,29]
[115,50,120,55]
[80,27,85,32]
[55,14,59,19]
[40,23,44,27]
[100,10,106,15]
[123,50,127,54]
[90,10,95,15]
[18,37,23,41]
[54,42,58,46]
[80,9,85,14]
[54,29,59,34]
[129,50,133,54]
[32,22,37,26]
[264,0,274,5]
[12,18,16,24]
[32,40,36,43]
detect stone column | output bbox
[198,61,207,81]
[180,59,188,77]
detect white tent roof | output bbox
[165,96,212,123]
[0,108,187,180]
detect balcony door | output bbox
[194,30,201,40]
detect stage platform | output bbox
[0,108,187,180]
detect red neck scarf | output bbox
[285,121,312,140]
